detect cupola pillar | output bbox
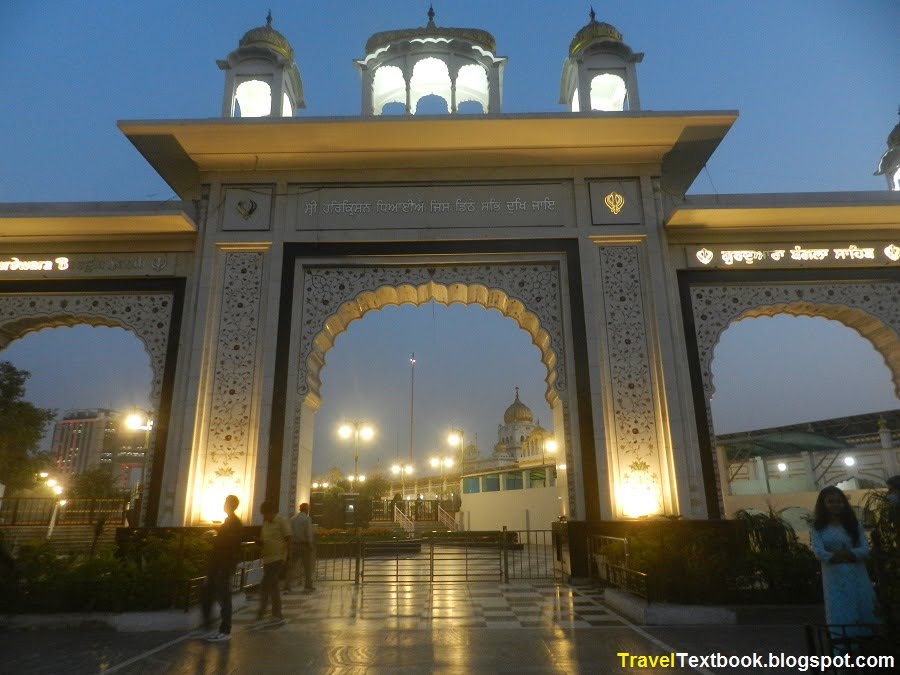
[560,8,642,112]
[355,7,506,116]
[217,12,305,118]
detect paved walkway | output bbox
[1,580,883,675]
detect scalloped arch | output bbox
[711,303,900,399]
[0,294,174,403]
[306,280,560,406]
[690,282,900,403]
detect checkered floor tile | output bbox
[235,581,626,630]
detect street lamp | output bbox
[391,463,414,498]
[430,456,454,499]
[338,420,374,488]
[448,427,466,474]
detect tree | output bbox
[0,361,56,495]
[71,467,125,499]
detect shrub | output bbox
[0,529,214,613]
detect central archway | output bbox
[282,259,580,517]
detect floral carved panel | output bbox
[597,246,663,515]
[201,252,265,507]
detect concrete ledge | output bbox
[604,588,737,625]
[0,595,248,632]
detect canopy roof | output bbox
[119,111,736,199]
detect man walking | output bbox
[202,494,243,642]
[258,500,291,625]
[290,502,316,592]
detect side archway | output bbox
[688,279,900,511]
[0,292,177,521]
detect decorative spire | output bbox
[589,6,596,23]
[266,10,272,28]
[427,4,435,26]
[514,386,520,400]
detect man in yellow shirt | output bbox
[258,500,291,624]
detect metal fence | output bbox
[310,528,558,584]
[587,534,649,599]
[0,497,128,526]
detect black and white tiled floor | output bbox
[235,581,626,631]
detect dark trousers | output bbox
[259,560,284,619]
[201,569,233,634]
[292,544,315,589]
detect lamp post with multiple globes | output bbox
[338,420,374,488]
[429,455,454,499]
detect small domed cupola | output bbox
[217,12,305,118]
[560,8,643,112]
[874,109,900,191]
[354,5,506,116]
[503,387,534,425]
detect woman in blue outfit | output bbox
[810,486,879,640]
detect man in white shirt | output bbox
[290,502,316,592]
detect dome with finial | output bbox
[569,7,624,56]
[503,387,534,425]
[365,5,496,55]
[239,11,295,61]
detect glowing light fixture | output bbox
[618,481,658,518]
[777,462,787,472]
[234,79,272,117]
[843,456,856,467]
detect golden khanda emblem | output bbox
[695,248,714,265]
[604,191,625,215]
[236,199,257,220]
[885,244,900,262]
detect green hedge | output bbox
[0,530,212,613]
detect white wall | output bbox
[459,484,560,531]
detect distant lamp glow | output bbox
[312,482,320,489]
[47,479,58,488]
[52,485,63,496]
[338,424,353,439]
[843,456,856,467]
[321,482,329,488]
[777,462,787,472]
[358,475,366,483]
[359,425,374,441]
[618,481,658,518]
[39,472,49,479]
[558,464,567,471]
[59,499,67,506]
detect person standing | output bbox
[290,502,316,592]
[810,486,879,644]
[258,500,291,625]
[202,494,243,642]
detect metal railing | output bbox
[394,506,415,537]
[436,505,458,532]
[587,534,650,599]
[229,527,562,586]
[0,497,128,526]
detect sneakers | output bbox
[205,631,231,642]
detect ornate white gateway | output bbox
[2,15,898,537]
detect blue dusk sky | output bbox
[0,2,898,474]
